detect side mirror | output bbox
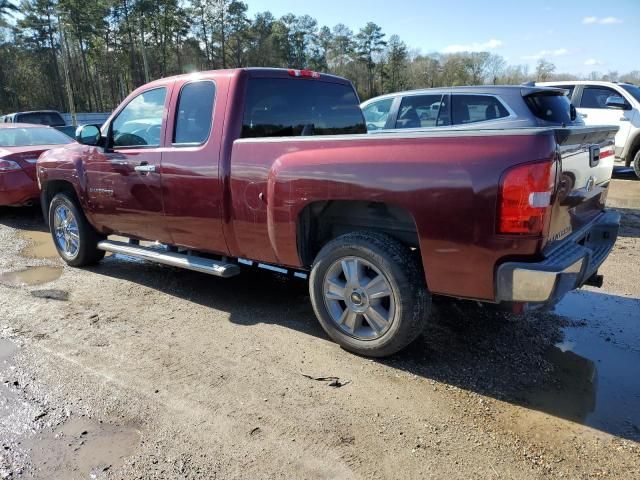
[570,104,577,121]
[75,124,102,146]
[605,95,630,110]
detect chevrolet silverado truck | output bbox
[36,68,620,357]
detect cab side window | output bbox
[173,81,216,145]
[362,98,393,130]
[112,88,167,148]
[579,86,625,109]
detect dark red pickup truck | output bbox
[36,68,620,357]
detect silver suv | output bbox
[361,85,583,133]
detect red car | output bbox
[0,123,73,206]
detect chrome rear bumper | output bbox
[495,210,620,304]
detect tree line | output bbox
[1,0,638,115]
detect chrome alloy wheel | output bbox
[53,204,80,258]
[322,256,396,340]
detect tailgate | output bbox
[546,126,618,247]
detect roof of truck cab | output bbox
[139,67,351,89]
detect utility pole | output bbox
[57,14,76,125]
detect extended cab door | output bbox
[86,86,171,242]
[576,85,633,156]
[160,79,228,254]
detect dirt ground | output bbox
[0,174,639,479]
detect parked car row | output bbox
[362,81,640,178]
[12,67,616,357]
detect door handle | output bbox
[134,163,156,173]
[580,113,588,119]
[620,117,630,122]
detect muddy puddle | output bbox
[521,290,640,440]
[0,339,141,479]
[0,266,63,287]
[18,230,59,259]
[0,338,18,362]
[21,417,141,480]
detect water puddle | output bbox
[0,266,63,287]
[521,290,640,440]
[0,339,140,479]
[18,230,59,259]
[0,338,18,362]
[22,418,141,480]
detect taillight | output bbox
[288,69,320,79]
[599,147,614,159]
[0,159,21,171]
[498,161,556,235]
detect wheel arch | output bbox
[625,130,640,167]
[40,180,82,227]
[296,200,421,268]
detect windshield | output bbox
[0,127,73,147]
[15,111,66,127]
[621,84,640,103]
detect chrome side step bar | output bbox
[97,240,241,278]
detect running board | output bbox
[97,240,240,278]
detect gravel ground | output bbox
[0,176,638,479]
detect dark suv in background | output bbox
[0,110,77,138]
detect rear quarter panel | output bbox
[228,130,557,301]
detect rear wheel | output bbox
[309,232,430,357]
[49,192,105,267]
[633,149,640,179]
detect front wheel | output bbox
[49,192,105,267]
[309,232,430,357]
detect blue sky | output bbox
[247,0,639,74]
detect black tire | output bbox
[633,149,640,180]
[309,232,430,357]
[49,192,105,267]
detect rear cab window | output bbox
[241,78,366,138]
[451,95,509,125]
[524,92,574,124]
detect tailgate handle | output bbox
[589,145,600,167]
